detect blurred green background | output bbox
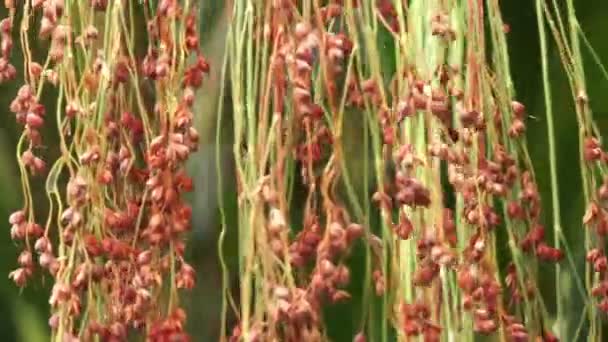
[0,1,607,341]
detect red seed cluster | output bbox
[222,0,571,340]
[7,1,207,340]
[6,0,597,340]
[579,134,608,316]
[400,302,442,340]
[0,16,16,82]
[502,314,529,341]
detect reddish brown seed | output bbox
[374,279,385,296]
[587,248,603,263]
[26,112,44,128]
[17,250,33,267]
[403,320,421,336]
[583,137,603,162]
[91,0,108,11]
[331,290,351,303]
[48,314,59,330]
[32,157,46,173]
[507,201,524,220]
[543,330,559,342]
[38,252,54,269]
[508,118,526,138]
[84,235,103,256]
[8,210,25,225]
[457,268,476,293]
[9,267,30,287]
[34,236,51,253]
[474,319,497,334]
[294,22,311,40]
[395,212,413,240]
[599,184,608,201]
[270,239,284,256]
[335,265,350,286]
[458,109,479,128]
[535,243,564,262]
[591,282,608,297]
[599,298,608,313]
[39,17,55,38]
[594,256,607,272]
[98,169,113,184]
[353,332,366,342]
[24,223,44,238]
[346,223,364,241]
[413,264,439,286]
[511,101,525,117]
[583,202,599,225]
[320,259,335,277]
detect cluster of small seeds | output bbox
[6,1,208,340]
[6,0,607,340]
[226,0,569,341]
[583,139,608,314]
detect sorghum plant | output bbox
[6,0,608,341]
[6,0,208,340]
[220,0,606,341]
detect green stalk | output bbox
[216,22,234,341]
[564,0,599,339]
[535,1,564,338]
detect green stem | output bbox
[536,1,564,338]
